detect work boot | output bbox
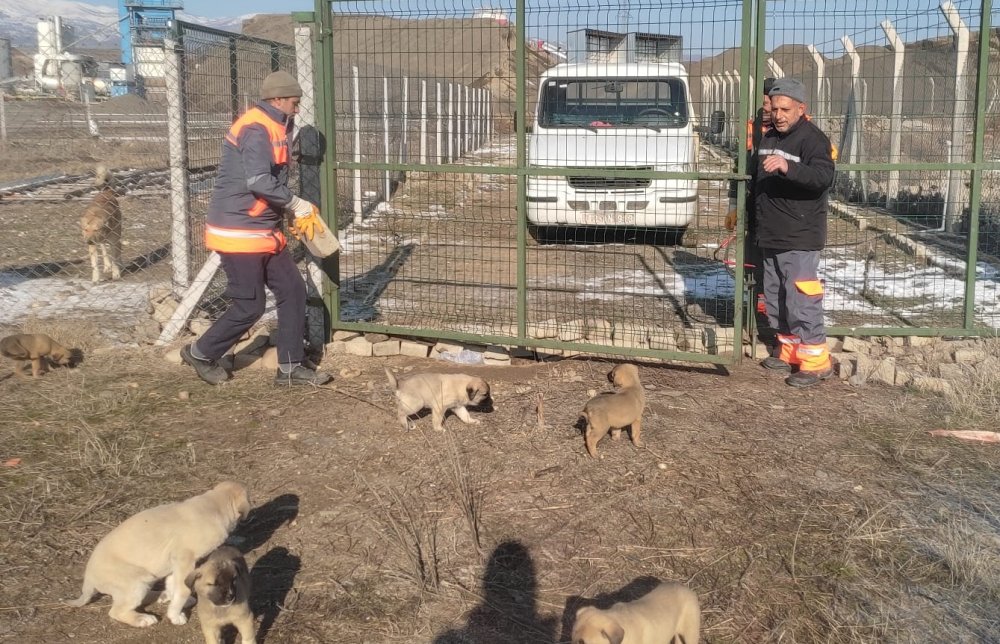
[274,364,333,386]
[761,356,792,372]
[785,368,834,388]
[181,344,231,385]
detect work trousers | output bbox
[761,249,828,371]
[195,249,306,366]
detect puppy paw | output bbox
[135,614,158,628]
[468,418,481,425]
[167,611,188,626]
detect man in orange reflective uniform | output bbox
[181,70,332,386]
[754,78,836,387]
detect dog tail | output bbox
[66,579,96,607]
[94,164,113,189]
[384,367,397,390]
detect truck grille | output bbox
[567,167,653,191]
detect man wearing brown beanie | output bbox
[181,70,332,386]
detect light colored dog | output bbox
[385,368,491,432]
[572,581,700,644]
[80,165,123,283]
[0,333,72,378]
[580,364,645,458]
[67,481,251,628]
[187,545,256,644]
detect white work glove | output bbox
[287,195,318,219]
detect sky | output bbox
[81,0,992,57]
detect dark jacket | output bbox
[754,117,835,251]
[205,101,295,253]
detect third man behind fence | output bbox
[754,78,836,388]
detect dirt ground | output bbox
[1,329,999,643]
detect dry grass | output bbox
[2,350,1000,642]
[939,339,1000,427]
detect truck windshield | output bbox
[538,77,688,129]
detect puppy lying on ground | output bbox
[385,368,491,432]
[67,481,251,628]
[580,364,645,458]
[0,333,73,379]
[187,545,256,644]
[572,581,700,644]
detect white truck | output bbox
[527,30,721,243]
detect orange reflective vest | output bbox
[205,104,291,254]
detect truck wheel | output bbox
[529,224,557,244]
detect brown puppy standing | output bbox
[67,482,251,628]
[0,333,72,378]
[580,364,645,458]
[187,546,256,644]
[572,581,700,644]
[385,368,491,432]
[80,165,123,283]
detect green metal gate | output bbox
[303,0,1000,363]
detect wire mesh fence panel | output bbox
[328,1,521,341]
[523,0,747,358]
[764,0,997,332]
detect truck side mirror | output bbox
[710,110,725,135]
[695,110,726,135]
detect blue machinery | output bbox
[116,0,183,95]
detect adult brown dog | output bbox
[67,482,251,628]
[187,545,256,644]
[580,364,645,458]
[0,333,72,378]
[80,165,123,283]
[572,581,700,644]
[385,368,491,432]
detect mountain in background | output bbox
[0,0,250,50]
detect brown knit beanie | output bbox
[260,71,302,99]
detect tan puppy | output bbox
[67,482,251,628]
[580,364,645,458]
[0,333,72,379]
[187,546,256,644]
[572,581,700,644]
[80,165,123,283]
[385,368,491,432]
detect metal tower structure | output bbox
[118,0,183,66]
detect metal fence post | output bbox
[383,76,390,199]
[881,20,905,210]
[1,91,8,142]
[164,35,190,290]
[420,79,427,164]
[436,81,443,162]
[941,1,971,233]
[352,66,362,223]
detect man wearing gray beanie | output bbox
[754,77,836,387]
[181,70,333,387]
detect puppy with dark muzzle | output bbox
[580,364,646,458]
[187,545,256,644]
[0,333,74,379]
[386,368,492,432]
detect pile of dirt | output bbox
[243,13,556,110]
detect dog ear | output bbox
[607,366,617,383]
[602,623,625,644]
[466,384,477,400]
